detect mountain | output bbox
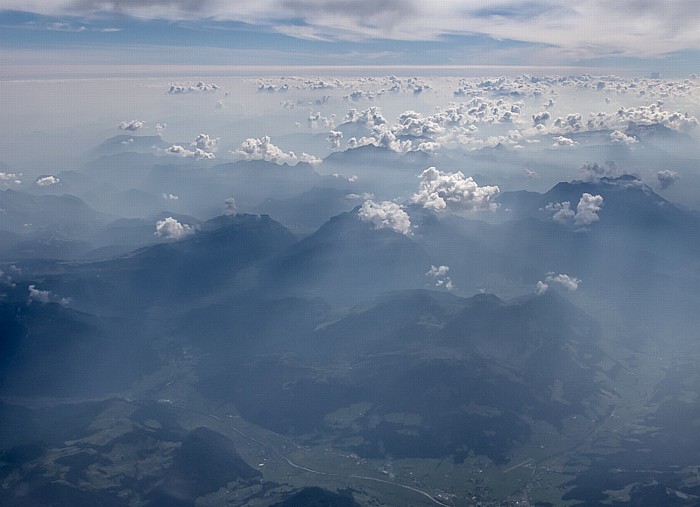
[251,186,357,234]
[0,189,108,235]
[85,134,169,159]
[0,399,261,507]
[196,289,611,464]
[260,207,429,303]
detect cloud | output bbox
[119,119,145,131]
[0,172,21,185]
[578,161,620,182]
[574,193,604,226]
[154,217,195,240]
[27,284,50,303]
[308,111,335,129]
[163,144,215,160]
[426,264,454,290]
[552,135,577,148]
[532,111,551,126]
[191,133,219,153]
[224,197,238,215]
[411,167,500,212]
[343,106,386,128]
[546,193,604,227]
[162,193,179,200]
[167,81,219,94]
[610,129,638,145]
[657,169,681,189]
[231,135,300,165]
[523,169,539,179]
[546,201,576,224]
[11,1,700,61]
[535,280,549,294]
[545,273,581,291]
[35,175,60,186]
[328,130,343,149]
[357,200,411,235]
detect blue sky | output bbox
[1,1,699,76]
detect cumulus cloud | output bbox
[552,135,577,148]
[119,119,145,131]
[657,169,680,189]
[426,264,454,290]
[579,161,620,182]
[532,111,551,126]
[162,193,179,200]
[154,217,195,240]
[574,193,604,226]
[0,172,21,185]
[343,106,386,128]
[231,135,314,165]
[345,192,374,201]
[535,280,549,295]
[546,193,604,227]
[163,144,215,160]
[357,200,411,235]
[190,133,219,153]
[224,197,238,215]
[167,81,219,94]
[327,130,343,149]
[411,167,500,212]
[308,111,335,129]
[610,129,638,145]
[27,284,50,303]
[35,175,60,186]
[545,273,581,291]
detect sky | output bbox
[1,1,700,77]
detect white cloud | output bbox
[155,123,167,134]
[545,273,581,291]
[345,192,374,201]
[426,264,454,290]
[167,81,219,94]
[523,169,539,179]
[118,119,145,131]
[191,133,219,153]
[328,130,343,149]
[546,201,576,225]
[357,200,411,235]
[231,135,302,165]
[610,129,638,145]
[28,284,50,303]
[162,193,179,200]
[657,169,680,189]
[308,111,335,129]
[532,111,551,126]
[35,175,59,186]
[579,161,619,182]
[574,193,604,227]
[154,217,195,240]
[535,280,549,294]
[224,197,238,215]
[412,167,499,212]
[546,193,604,227]
[163,144,215,160]
[299,152,322,165]
[552,135,577,148]
[12,2,700,60]
[0,172,21,185]
[343,106,386,128]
